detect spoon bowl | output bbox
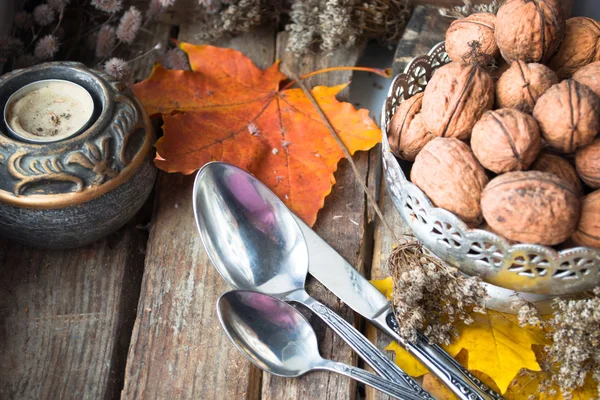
[217,290,427,400]
[217,290,320,377]
[193,162,308,295]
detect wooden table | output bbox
[0,6,449,400]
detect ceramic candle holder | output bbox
[0,61,157,249]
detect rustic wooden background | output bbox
[0,0,577,399]
[3,4,440,400]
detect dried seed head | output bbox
[91,0,123,14]
[164,48,190,70]
[104,57,131,81]
[116,6,142,44]
[95,25,116,58]
[34,35,59,60]
[33,4,55,26]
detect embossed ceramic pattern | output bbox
[0,61,151,209]
[0,61,156,248]
[381,42,600,295]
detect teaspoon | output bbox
[217,290,426,400]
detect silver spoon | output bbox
[193,162,430,398]
[217,290,425,400]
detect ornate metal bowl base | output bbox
[381,43,599,300]
[0,62,156,249]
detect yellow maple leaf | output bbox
[505,369,598,399]
[370,276,548,394]
[446,310,548,393]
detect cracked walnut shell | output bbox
[387,93,434,161]
[421,62,494,140]
[549,17,600,78]
[446,13,499,65]
[533,80,600,154]
[471,108,541,174]
[531,151,583,196]
[496,61,558,113]
[495,0,565,64]
[411,137,489,227]
[576,139,600,189]
[571,190,600,249]
[481,171,581,245]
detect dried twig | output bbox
[290,72,400,244]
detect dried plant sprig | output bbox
[163,48,190,70]
[34,34,59,60]
[116,6,142,44]
[91,0,123,14]
[104,57,131,80]
[33,4,56,27]
[546,288,600,398]
[513,288,600,398]
[286,0,410,54]
[388,241,487,345]
[438,0,499,19]
[95,25,116,58]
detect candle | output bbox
[4,79,94,143]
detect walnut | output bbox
[387,93,434,161]
[532,80,600,153]
[549,17,600,78]
[495,0,565,64]
[495,61,558,113]
[575,139,600,189]
[445,12,499,65]
[471,108,541,173]
[572,60,600,98]
[531,151,583,196]
[399,113,434,162]
[571,190,600,248]
[411,137,489,227]
[421,62,494,140]
[481,171,581,245]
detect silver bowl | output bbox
[381,42,600,297]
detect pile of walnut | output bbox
[387,0,600,249]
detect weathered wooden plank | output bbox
[120,26,276,400]
[392,5,452,77]
[0,19,167,399]
[0,216,149,400]
[366,6,447,399]
[258,32,374,400]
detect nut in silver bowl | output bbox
[381,42,600,297]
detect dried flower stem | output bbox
[290,72,400,244]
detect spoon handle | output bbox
[286,290,431,398]
[371,311,504,400]
[320,361,430,400]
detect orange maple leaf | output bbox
[133,43,381,226]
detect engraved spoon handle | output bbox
[375,312,505,400]
[319,361,431,400]
[285,289,433,399]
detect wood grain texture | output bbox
[121,26,276,400]
[365,7,447,399]
[258,31,375,400]
[0,221,148,400]
[392,6,452,76]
